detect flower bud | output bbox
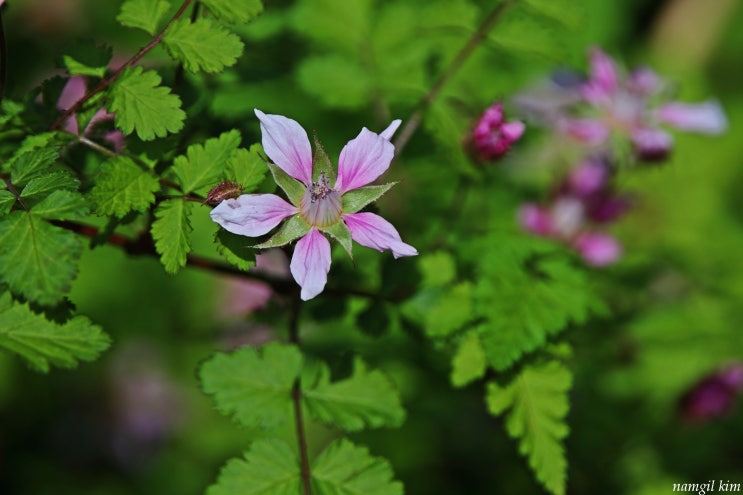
[472,103,525,161]
[205,181,242,206]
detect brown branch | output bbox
[49,0,194,131]
[393,0,517,156]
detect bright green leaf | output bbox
[425,282,472,338]
[254,214,309,249]
[215,229,256,271]
[163,18,244,73]
[420,251,456,288]
[291,0,371,53]
[304,358,406,431]
[200,0,264,23]
[297,54,373,110]
[151,199,193,274]
[171,130,241,195]
[0,292,110,372]
[88,156,160,217]
[486,361,572,495]
[9,146,60,187]
[225,144,268,194]
[451,331,486,388]
[108,66,185,141]
[200,343,302,428]
[267,162,305,206]
[61,41,112,78]
[341,183,396,214]
[206,438,300,495]
[20,172,79,199]
[117,0,171,35]
[30,190,89,220]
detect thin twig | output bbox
[0,10,7,105]
[393,0,517,156]
[49,0,194,131]
[288,295,312,495]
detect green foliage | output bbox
[171,130,241,195]
[297,55,373,110]
[151,199,193,274]
[117,0,171,35]
[0,292,110,372]
[254,214,309,249]
[311,439,404,495]
[303,358,406,431]
[341,183,396,214]
[20,172,79,200]
[30,190,89,221]
[108,67,185,141]
[225,145,268,193]
[61,41,113,78]
[267,162,305,205]
[200,0,264,24]
[450,331,486,387]
[487,361,572,495]
[88,156,160,217]
[163,18,244,74]
[215,229,257,270]
[322,221,353,259]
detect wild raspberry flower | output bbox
[210,110,418,300]
[679,363,743,423]
[471,102,525,161]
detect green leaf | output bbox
[117,0,171,35]
[151,199,193,274]
[291,0,372,53]
[214,229,256,271]
[200,343,302,428]
[267,162,305,206]
[20,172,79,199]
[341,183,396,214]
[311,439,404,495]
[9,146,60,187]
[171,130,241,195]
[297,55,373,110]
[254,214,309,249]
[419,251,456,288]
[451,331,486,388]
[30,190,89,220]
[486,361,572,495]
[163,18,244,73]
[225,144,268,194]
[304,358,405,431]
[322,221,352,259]
[0,191,15,214]
[200,0,264,23]
[108,66,185,141]
[206,439,300,495]
[403,282,473,338]
[88,156,160,217]
[61,41,113,78]
[0,212,81,305]
[0,293,110,372]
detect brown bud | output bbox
[204,181,242,206]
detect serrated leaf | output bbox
[341,183,396,214]
[312,439,404,495]
[108,66,185,141]
[0,212,81,305]
[9,146,60,186]
[200,343,302,428]
[215,229,256,270]
[254,214,309,249]
[163,18,244,73]
[322,221,352,259]
[225,144,267,194]
[88,156,160,217]
[451,331,486,388]
[61,41,113,78]
[486,361,571,495]
[30,190,89,220]
[206,438,300,495]
[408,282,472,338]
[151,199,193,274]
[171,130,241,195]
[117,0,171,35]
[297,54,373,110]
[267,162,305,206]
[0,293,110,372]
[200,0,264,23]
[0,190,16,214]
[20,172,79,199]
[304,358,405,431]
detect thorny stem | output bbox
[393,0,517,156]
[0,9,6,105]
[289,296,312,495]
[49,0,195,131]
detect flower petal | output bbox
[561,118,610,145]
[210,194,298,237]
[335,127,395,193]
[655,100,728,135]
[631,127,673,162]
[290,228,331,301]
[343,212,417,258]
[573,232,622,266]
[581,47,619,103]
[379,119,402,141]
[518,203,553,236]
[254,109,313,184]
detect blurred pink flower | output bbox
[210,110,417,300]
[471,102,525,161]
[680,363,743,423]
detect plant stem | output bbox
[393,0,517,156]
[49,0,194,131]
[289,296,312,495]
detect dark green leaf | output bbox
[215,229,256,271]
[30,190,89,220]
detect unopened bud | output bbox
[205,181,242,206]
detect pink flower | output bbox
[472,102,525,161]
[210,110,417,300]
[680,363,743,423]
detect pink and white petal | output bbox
[630,127,673,161]
[254,109,313,184]
[379,119,402,141]
[210,194,298,237]
[561,118,610,145]
[290,228,332,301]
[568,160,608,197]
[501,121,526,141]
[518,203,553,236]
[655,100,728,135]
[573,232,622,267]
[584,47,619,101]
[335,128,395,193]
[343,212,418,258]
[627,67,663,95]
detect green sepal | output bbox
[312,133,336,184]
[267,162,305,206]
[322,220,353,259]
[342,182,396,214]
[254,214,309,249]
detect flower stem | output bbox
[49,0,194,131]
[289,296,312,495]
[393,0,517,156]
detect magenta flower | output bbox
[680,363,743,423]
[471,102,525,161]
[210,110,418,300]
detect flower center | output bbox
[300,171,342,228]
